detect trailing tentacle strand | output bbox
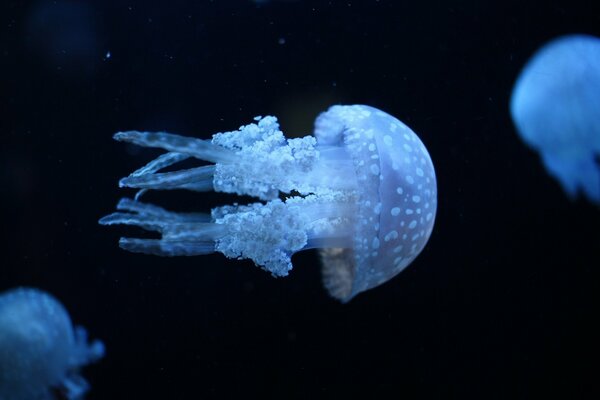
[114,130,236,163]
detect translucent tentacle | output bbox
[60,374,90,400]
[119,238,216,256]
[116,198,210,223]
[99,213,225,240]
[72,326,105,365]
[119,165,215,191]
[134,189,148,201]
[100,198,222,257]
[105,118,357,276]
[99,212,174,232]
[114,131,236,163]
[130,152,190,177]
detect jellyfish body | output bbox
[510,34,600,204]
[100,105,437,301]
[0,288,104,400]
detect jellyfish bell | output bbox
[311,106,437,300]
[100,105,437,301]
[510,34,600,204]
[0,288,104,400]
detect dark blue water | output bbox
[1,1,598,398]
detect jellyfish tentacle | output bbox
[71,326,105,365]
[130,152,190,177]
[60,375,90,400]
[101,198,224,256]
[99,212,164,232]
[115,197,210,222]
[104,193,356,277]
[118,237,216,256]
[119,165,216,191]
[114,130,236,163]
[100,213,226,242]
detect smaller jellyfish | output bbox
[0,288,104,400]
[510,34,600,204]
[100,105,437,301]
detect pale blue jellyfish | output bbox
[100,105,437,301]
[510,34,600,204]
[0,288,104,400]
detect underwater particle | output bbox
[0,288,104,400]
[510,34,600,204]
[100,105,437,301]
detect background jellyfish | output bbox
[510,34,600,204]
[0,288,104,400]
[100,105,437,301]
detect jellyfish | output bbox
[100,105,437,301]
[510,34,600,204]
[0,288,104,400]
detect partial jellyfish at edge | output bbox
[0,287,104,400]
[510,34,600,204]
[100,105,437,301]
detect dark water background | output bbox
[1,1,599,398]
